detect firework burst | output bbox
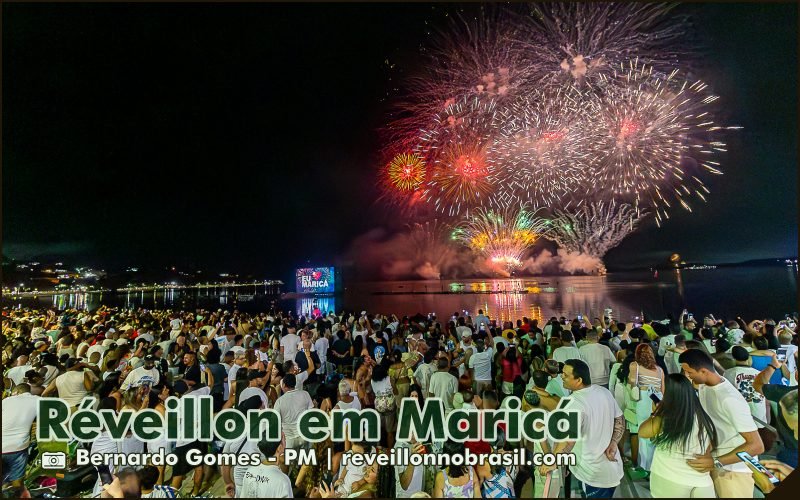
[587,61,736,226]
[386,5,532,149]
[521,2,692,88]
[386,152,426,192]
[488,86,597,207]
[417,96,500,216]
[452,205,550,271]
[542,201,648,272]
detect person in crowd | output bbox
[539,359,624,498]
[2,305,795,499]
[639,374,718,498]
[679,349,765,497]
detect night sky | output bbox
[3,2,798,281]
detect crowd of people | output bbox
[2,304,797,498]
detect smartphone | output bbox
[776,348,788,362]
[634,323,643,329]
[577,315,583,320]
[737,452,779,484]
[687,313,694,321]
[96,464,114,485]
[649,393,661,404]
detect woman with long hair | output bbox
[627,343,664,475]
[639,374,718,497]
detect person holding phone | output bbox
[639,374,718,497]
[678,349,765,497]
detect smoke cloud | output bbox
[339,227,607,279]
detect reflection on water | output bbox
[5,268,797,322]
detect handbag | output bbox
[631,364,641,401]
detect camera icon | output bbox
[41,452,66,470]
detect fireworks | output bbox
[376,3,737,275]
[387,6,532,148]
[386,152,426,192]
[452,205,550,271]
[587,61,735,226]
[487,86,597,207]
[521,2,692,88]
[417,96,499,216]
[542,201,648,272]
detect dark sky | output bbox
[3,2,798,280]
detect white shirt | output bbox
[1,393,39,452]
[120,366,160,391]
[723,366,768,428]
[315,337,329,374]
[578,343,616,386]
[780,343,798,375]
[239,386,270,409]
[170,319,183,331]
[56,371,90,407]
[86,343,107,363]
[224,435,261,490]
[428,371,458,412]
[455,326,472,341]
[552,346,582,364]
[697,379,758,472]
[567,385,624,488]
[280,334,301,363]
[176,386,211,447]
[394,441,424,497]
[335,393,362,411]
[6,364,31,386]
[239,463,293,498]
[468,347,494,381]
[413,363,436,395]
[273,389,313,439]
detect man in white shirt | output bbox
[238,438,292,498]
[413,350,437,396]
[239,370,270,409]
[455,317,472,341]
[467,341,494,397]
[777,330,798,376]
[120,355,160,391]
[474,310,490,332]
[724,347,768,428]
[540,359,623,498]
[427,357,458,413]
[2,384,39,488]
[679,349,765,498]
[5,355,31,387]
[280,326,301,364]
[578,330,616,388]
[552,332,582,364]
[272,373,314,450]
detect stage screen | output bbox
[295,267,335,294]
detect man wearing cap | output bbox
[725,346,768,439]
[120,355,160,392]
[239,369,270,409]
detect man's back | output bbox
[568,385,623,488]
[553,345,582,364]
[240,463,293,498]
[428,371,457,410]
[578,343,615,386]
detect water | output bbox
[4,267,797,323]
